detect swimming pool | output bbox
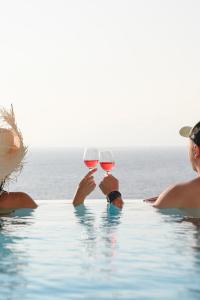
[0,200,200,300]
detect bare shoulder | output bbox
[188,176,200,188]
[153,183,189,208]
[0,192,38,209]
[154,178,200,208]
[14,192,38,208]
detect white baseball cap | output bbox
[179,121,200,146]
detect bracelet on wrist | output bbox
[106,191,122,203]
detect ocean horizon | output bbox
[6,146,194,200]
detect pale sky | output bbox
[0,0,200,147]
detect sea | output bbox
[8,147,195,200]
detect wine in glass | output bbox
[83,148,99,170]
[100,150,115,174]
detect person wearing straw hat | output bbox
[0,105,97,214]
[0,105,37,214]
[99,121,200,209]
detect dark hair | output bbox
[190,121,200,146]
[0,180,5,192]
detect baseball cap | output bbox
[179,121,200,146]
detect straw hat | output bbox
[0,105,27,184]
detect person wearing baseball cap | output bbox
[179,121,200,148]
[98,121,200,210]
[146,121,200,208]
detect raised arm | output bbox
[99,174,124,209]
[73,168,97,206]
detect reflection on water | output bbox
[74,204,97,257]
[156,207,200,299]
[0,211,34,300]
[188,228,200,299]
[1,201,200,300]
[74,204,122,274]
[100,205,122,259]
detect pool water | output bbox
[0,200,200,300]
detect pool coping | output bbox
[36,199,143,204]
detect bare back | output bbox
[154,177,200,208]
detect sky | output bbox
[0,0,200,148]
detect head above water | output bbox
[179,121,200,172]
[0,105,27,184]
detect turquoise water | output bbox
[0,200,200,300]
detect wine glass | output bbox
[100,150,115,174]
[83,148,99,170]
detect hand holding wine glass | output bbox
[99,174,124,209]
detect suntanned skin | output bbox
[0,144,38,211]
[0,168,97,212]
[73,169,124,209]
[3,139,198,211]
[73,168,97,206]
[153,178,200,208]
[0,167,122,212]
[146,139,200,208]
[100,139,200,209]
[0,192,38,210]
[99,175,124,209]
